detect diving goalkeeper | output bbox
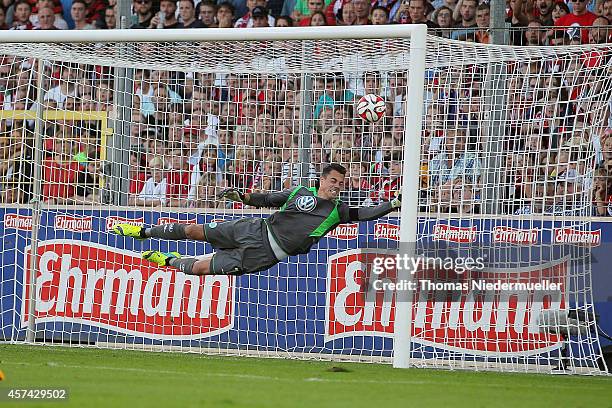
[111,163,401,276]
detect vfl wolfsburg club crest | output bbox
[296,196,317,212]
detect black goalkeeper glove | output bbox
[217,188,246,203]
[391,193,402,209]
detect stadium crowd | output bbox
[0,0,610,36]
[0,0,611,217]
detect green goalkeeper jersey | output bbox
[247,186,395,256]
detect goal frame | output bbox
[0,25,428,369]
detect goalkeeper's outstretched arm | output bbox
[244,190,294,208]
[344,195,402,222]
[217,188,292,208]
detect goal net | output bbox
[0,27,609,375]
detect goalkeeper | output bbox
[111,164,401,276]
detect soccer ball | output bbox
[356,93,385,123]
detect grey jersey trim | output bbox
[266,223,289,261]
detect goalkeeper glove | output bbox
[217,188,246,203]
[391,193,402,209]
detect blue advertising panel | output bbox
[1,208,610,360]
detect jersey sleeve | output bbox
[338,202,352,223]
[247,189,293,208]
[340,201,396,222]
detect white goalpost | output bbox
[0,26,609,376]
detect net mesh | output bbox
[0,32,610,375]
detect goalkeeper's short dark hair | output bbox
[321,163,347,177]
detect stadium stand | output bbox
[0,0,611,217]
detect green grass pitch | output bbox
[0,344,611,408]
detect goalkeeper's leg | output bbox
[142,248,275,276]
[111,223,206,241]
[143,230,280,276]
[143,251,214,275]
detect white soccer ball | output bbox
[356,93,386,123]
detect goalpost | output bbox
[0,26,609,375]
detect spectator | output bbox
[351,0,370,24]
[252,5,271,27]
[147,84,176,132]
[130,155,167,206]
[592,168,611,216]
[407,0,439,30]
[338,1,356,24]
[0,133,15,181]
[514,180,550,215]
[216,125,234,171]
[372,151,402,202]
[314,73,354,119]
[370,5,388,24]
[221,0,247,19]
[275,15,293,26]
[45,64,78,108]
[216,1,235,27]
[546,175,592,216]
[128,150,147,197]
[525,20,544,45]
[96,6,115,28]
[387,72,407,116]
[474,3,490,44]
[537,0,554,26]
[165,146,191,206]
[428,128,481,187]
[506,0,528,45]
[31,0,68,28]
[130,112,145,146]
[71,0,96,29]
[198,1,217,26]
[372,0,400,22]
[280,148,317,188]
[451,179,478,214]
[393,0,408,23]
[258,156,282,190]
[1,133,33,204]
[431,180,454,213]
[42,137,81,203]
[130,0,154,28]
[551,1,570,24]
[292,0,331,22]
[35,5,57,28]
[453,0,477,30]
[96,79,114,111]
[433,6,452,37]
[342,161,372,205]
[227,145,259,191]
[0,6,7,30]
[82,0,106,25]
[234,0,275,27]
[589,16,610,44]
[309,9,327,24]
[189,144,224,202]
[554,0,597,44]
[603,0,612,21]
[178,0,206,27]
[362,71,381,97]
[150,0,179,28]
[190,173,221,208]
[11,0,34,29]
[72,153,100,204]
[297,0,329,25]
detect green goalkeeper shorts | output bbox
[203,218,280,275]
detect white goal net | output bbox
[0,27,609,375]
